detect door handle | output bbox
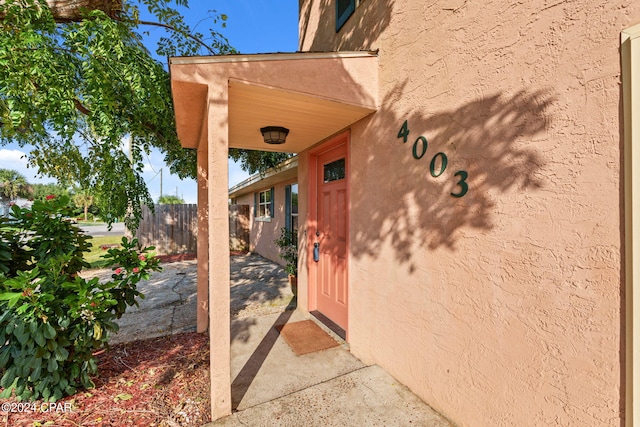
[313,242,320,262]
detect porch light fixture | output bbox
[260,126,289,145]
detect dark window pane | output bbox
[336,0,355,31]
[291,184,298,215]
[337,0,353,15]
[324,158,346,183]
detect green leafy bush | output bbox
[0,195,161,402]
[274,227,298,277]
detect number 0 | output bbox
[429,152,447,177]
[412,136,428,159]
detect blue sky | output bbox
[0,1,299,203]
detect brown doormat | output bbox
[277,320,340,355]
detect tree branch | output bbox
[73,99,91,116]
[72,97,170,146]
[116,17,216,56]
[46,0,121,22]
[0,0,123,22]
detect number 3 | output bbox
[450,171,468,198]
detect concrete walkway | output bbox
[84,254,295,344]
[211,309,452,427]
[84,254,452,426]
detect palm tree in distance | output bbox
[0,169,32,210]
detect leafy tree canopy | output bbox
[228,149,293,176]
[31,182,70,201]
[1,0,291,230]
[0,0,233,230]
[72,186,95,220]
[157,194,184,204]
[0,169,32,200]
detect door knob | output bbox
[313,242,320,262]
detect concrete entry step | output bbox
[209,365,452,427]
[208,311,453,427]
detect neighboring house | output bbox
[0,198,32,217]
[170,1,640,425]
[228,157,298,265]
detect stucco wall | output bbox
[234,178,297,266]
[299,1,639,426]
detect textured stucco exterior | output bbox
[234,178,297,266]
[623,22,640,427]
[170,52,379,419]
[297,1,639,426]
[168,1,640,424]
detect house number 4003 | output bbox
[397,120,468,198]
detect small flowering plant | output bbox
[100,236,161,317]
[0,196,161,402]
[274,227,298,277]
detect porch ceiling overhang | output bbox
[169,51,379,153]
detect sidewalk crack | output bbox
[168,272,188,333]
[236,365,371,412]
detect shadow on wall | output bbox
[298,0,555,272]
[299,0,393,52]
[349,83,556,272]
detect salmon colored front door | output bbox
[312,138,349,332]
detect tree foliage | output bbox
[0,169,32,201]
[72,187,94,221]
[0,0,233,230]
[228,149,294,176]
[157,194,183,204]
[0,196,161,401]
[31,182,70,201]
[0,0,290,230]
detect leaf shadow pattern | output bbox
[300,0,392,52]
[350,86,556,272]
[229,253,292,319]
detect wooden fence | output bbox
[132,204,198,255]
[229,204,250,252]
[131,204,250,255]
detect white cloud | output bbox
[0,146,238,203]
[0,148,57,184]
[142,163,157,174]
[0,148,28,164]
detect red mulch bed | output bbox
[0,333,210,427]
[0,251,252,426]
[155,253,197,263]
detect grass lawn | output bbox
[85,235,125,268]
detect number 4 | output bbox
[398,120,410,143]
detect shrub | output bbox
[274,227,298,277]
[0,196,161,402]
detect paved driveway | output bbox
[82,253,294,344]
[82,253,453,426]
[80,222,126,236]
